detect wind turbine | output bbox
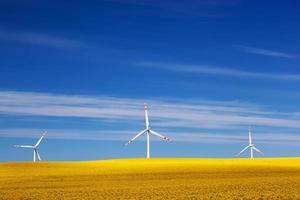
[237,128,262,158]
[125,103,171,159]
[14,132,46,162]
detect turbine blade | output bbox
[125,129,147,146]
[248,128,252,145]
[35,132,46,147]
[144,103,150,129]
[253,146,263,154]
[150,130,171,142]
[237,145,250,156]
[36,150,42,161]
[14,145,34,148]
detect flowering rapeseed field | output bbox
[1,158,300,199]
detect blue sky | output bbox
[1,0,300,161]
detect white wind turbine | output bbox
[125,103,171,159]
[14,132,46,162]
[237,128,262,158]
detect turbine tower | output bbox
[14,132,46,162]
[125,103,171,159]
[237,128,262,158]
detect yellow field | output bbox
[1,158,300,199]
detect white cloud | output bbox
[103,0,240,15]
[1,91,300,131]
[1,91,300,144]
[237,45,298,58]
[2,128,300,146]
[0,129,131,141]
[135,62,300,81]
[171,132,300,145]
[0,30,82,48]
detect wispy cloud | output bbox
[135,62,300,81]
[1,91,300,145]
[2,128,300,146]
[1,91,300,131]
[0,29,82,48]
[172,132,300,145]
[105,0,240,7]
[237,45,298,58]
[0,129,131,141]
[104,0,240,16]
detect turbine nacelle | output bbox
[144,103,148,110]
